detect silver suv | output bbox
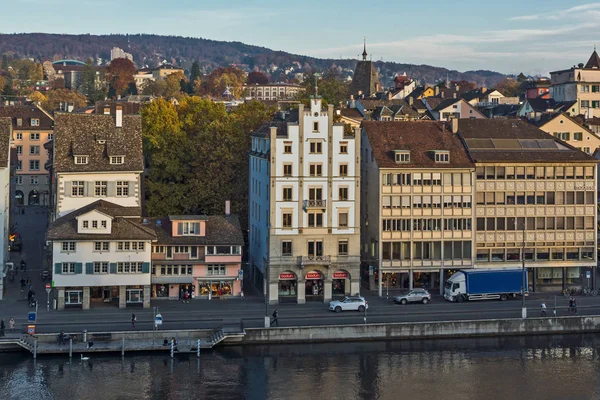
[393,289,431,305]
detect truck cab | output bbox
[444,274,466,302]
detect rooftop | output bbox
[0,105,54,130]
[148,215,244,246]
[0,118,11,168]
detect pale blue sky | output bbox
[3,0,600,74]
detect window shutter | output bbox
[107,182,116,197]
[86,262,93,274]
[75,263,83,274]
[142,262,150,273]
[85,181,94,196]
[54,263,62,274]
[128,181,136,197]
[110,263,117,274]
[65,181,72,197]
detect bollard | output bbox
[197,339,200,358]
[33,338,37,359]
[170,340,174,358]
[69,338,72,358]
[121,337,125,356]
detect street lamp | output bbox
[521,224,527,319]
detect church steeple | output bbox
[362,37,368,61]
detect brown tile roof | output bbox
[358,99,406,111]
[0,118,11,168]
[362,121,474,169]
[95,101,143,115]
[0,105,54,130]
[47,200,155,241]
[53,113,143,173]
[339,108,364,120]
[457,119,597,163]
[147,215,244,246]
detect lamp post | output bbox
[521,224,527,319]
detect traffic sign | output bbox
[586,271,591,279]
[28,312,36,322]
[238,269,243,281]
[155,313,163,326]
[45,283,51,294]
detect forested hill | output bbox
[0,33,507,86]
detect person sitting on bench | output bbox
[87,338,94,349]
[163,337,169,346]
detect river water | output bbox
[1,335,600,400]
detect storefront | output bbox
[412,271,440,290]
[305,271,324,301]
[151,277,195,300]
[90,286,118,304]
[332,270,350,298]
[380,272,409,290]
[64,287,83,308]
[197,279,235,298]
[278,272,298,303]
[126,286,144,305]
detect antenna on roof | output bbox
[313,72,321,98]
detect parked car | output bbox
[329,296,368,313]
[393,289,431,305]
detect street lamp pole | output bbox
[522,224,527,319]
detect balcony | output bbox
[300,255,330,267]
[303,199,326,210]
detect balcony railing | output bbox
[303,199,326,210]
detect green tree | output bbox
[297,69,348,106]
[188,61,201,94]
[42,88,87,110]
[79,62,107,103]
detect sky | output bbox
[2,0,600,75]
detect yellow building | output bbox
[538,113,600,155]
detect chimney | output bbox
[225,200,231,215]
[434,86,440,96]
[451,118,459,134]
[481,87,487,94]
[103,107,110,115]
[115,105,123,127]
[408,97,414,106]
[453,92,457,99]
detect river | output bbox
[1,335,600,400]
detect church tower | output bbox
[349,38,380,98]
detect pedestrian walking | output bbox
[131,313,136,329]
[20,260,26,272]
[19,278,25,292]
[27,289,32,303]
[540,301,547,317]
[271,309,279,327]
[58,330,65,345]
[569,297,575,314]
[572,298,578,314]
[9,318,15,332]
[0,319,5,337]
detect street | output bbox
[2,206,599,335]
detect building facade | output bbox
[0,119,12,299]
[148,210,244,300]
[0,105,54,206]
[249,98,361,303]
[361,121,476,296]
[244,83,302,101]
[538,113,600,155]
[47,201,155,310]
[52,108,143,219]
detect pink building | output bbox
[148,212,244,300]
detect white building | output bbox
[0,119,11,299]
[47,200,156,309]
[249,98,361,304]
[52,107,143,219]
[111,47,133,62]
[425,98,487,121]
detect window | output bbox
[92,220,98,229]
[110,156,124,164]
[30,176,38,185]
[555,132,570,141]
[340,142,348,154]
[206,246,240,255]
[16,161,21,171]
[48,133,54,140]
[338,211,348,228]
[117,241,131,251]
[207,265,227,275]
[339,164,348,176]
[94,242,110,252]
[581,85,590,93]
[30,133,40,140]
[83,221,89,228]
[116,181,129,197]
[29,145,40,155]
[282,241,292,256]
[178,222,201,235]
[283,142,292,154]
[16,145,22,155]
[117,262,144,273]
[283,187,292,201]
[434,151,449,163]
[313,121,319,132]
[309,141,322,154]
[395,151,410,163]
[308,212,323,227]
[309,163,322,176]
[338,240,348,255]
[15,133,22,140]
[93,262,109,274]
[74,156,88,165]
[282,212,292,228]
[62,263,76,274]
[69,180,84,197]
[582,100,590,108]
[61,242,76,252]
[573,132,583,141]
[29,160,39,171]
[339,187,348,200]
[31,118,40,126]
[95,181,107,197]
[308,240,324,257]
[15,176,22,185]
[283,164,292,177]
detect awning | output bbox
[152,276,194,284]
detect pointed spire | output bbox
[585,46,600,69]
[362,37,368,61]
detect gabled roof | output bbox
[585,50,600,69]
[53,113,143,173]
[431,98,462,111]
[148,215,244,246]
[362,121,474,169]
[537,112,600,139]
[0,105,54,130]
[339,108,364,120]
[0,118,11,168]
[47,200,154,241]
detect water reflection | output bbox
[0,335,599,400]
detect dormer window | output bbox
[434,151,450,163]
[110,156,124,164]
[31,118,40,127]
[74,156,89,165]
[16,118,22,127]
[394,150,410,164]
[177,222,201,236]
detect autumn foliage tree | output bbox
[107,58,136,97]
[42,89,87,110]
[201,66,246,98]
[247,71,269,85]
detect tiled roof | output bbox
[339,108,364,120]
[0,118,11,168]
[457,119,596,163]
[53,113,143,173]
[251,120,288,138]
[585,50,600,69]
[95,101,143,115]
[358,99,406,111]
[47,200,154,241]
[0,105,54,130]
[362,121,474,169]
[431,98,461,111]
[148,215,244,245]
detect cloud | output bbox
[509,2,600,21]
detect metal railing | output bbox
[303,199,326,209]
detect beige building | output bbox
[458,119,598,292]
[538,112,600,155]
[152,64,184,80]
[249,98,360,303]
[244,83,302,101]
[361,121,476,296]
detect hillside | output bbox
[0,33,507,87]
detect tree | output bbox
[29,91,47,104]
[494,78,522,97]
[247,71,269,85]
[202,66,246,98]
[79,62,107,103]
[188,61,201,94]
[297,69,348,106]
[43,89,87,110]
[164,71,186,99]
[107,58,136,97]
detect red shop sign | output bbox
[306,271,322,279]
[279,273,295,280]
[333,271,348,279]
